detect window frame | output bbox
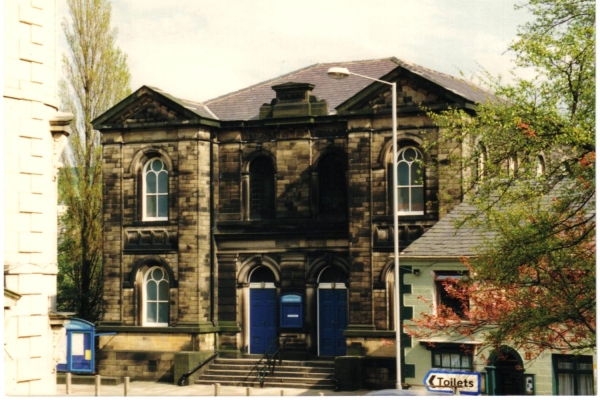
[142,158,169,222]
[434,271,468,319]
[507,155,518,175]
[430,345,473,372]
[552,355,594,395]
[475,142,487,182]
[142,266,169,327]
[396,145,425,216]
[535,155,545,177]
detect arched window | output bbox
[143,158,168,221]
[396,146,424,215]
[535,155,545,177]
[249,266,276,285]
[144,266,169,326]
[318,266,346,285]
[250,157,275,220]
[318,154,347,216]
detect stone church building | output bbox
[93,57,494,388]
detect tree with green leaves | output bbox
[58,0,131,322]
[410,0,595,355]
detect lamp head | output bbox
[327,67,350,79]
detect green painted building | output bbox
[401,202,596,395]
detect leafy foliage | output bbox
[409,0,595,356]
[58,0,131,322]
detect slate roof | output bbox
[401,202,494,259]
[402,179,595,260]
[192,57,494,121]
[94,57,496,126]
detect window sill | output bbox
[129,221,173,227]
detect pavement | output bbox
[55,381,370,397]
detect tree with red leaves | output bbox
[412,0,595,357]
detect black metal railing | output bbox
[177,351,218,386]
[249,335,289,387]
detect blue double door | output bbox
[249,287,348,356]
[318,288,347,356]
[249,289,277,354]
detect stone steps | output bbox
[209,364,334,374]
[212,358,334,367]
[195,357,336,390]
[204,370,332,379]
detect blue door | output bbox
[250,289,277,354]
[319,288,347,356]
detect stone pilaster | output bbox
[102,140,123,323]
[346,130,374,328]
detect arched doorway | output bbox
[248,266,277,354]
[317,266,347,356]
[487,347,525,395]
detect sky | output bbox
[57,0,534,103]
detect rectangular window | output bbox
[553,355,594,395]
[431,346,472,371]
[435,271,468,318]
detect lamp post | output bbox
[327,67,402,390]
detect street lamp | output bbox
[327,67,402,390]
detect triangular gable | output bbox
[92,86,218,129]
[336,64,486,114]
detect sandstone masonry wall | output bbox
[3,0,69,395]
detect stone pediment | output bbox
[92,86,216,129]
[344,77,441,113]
[335,64,483,114]
[114,95,186,124]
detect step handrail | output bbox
[250,335,290,387]
[177,351,218,386]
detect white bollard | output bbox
[280,389,285,396]
[246,387,251,396]
[66,373,72,395]
[319,393,324,396]
[95,375,101,396]
[124,377,130,396]
[214,383,220,396]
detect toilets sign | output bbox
[423,370,481,395]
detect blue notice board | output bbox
[56,318,95,373]
[280,293,303,328]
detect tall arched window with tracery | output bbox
[143,158,168,221]
[144,266,169,326]
[396,146,424,215]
